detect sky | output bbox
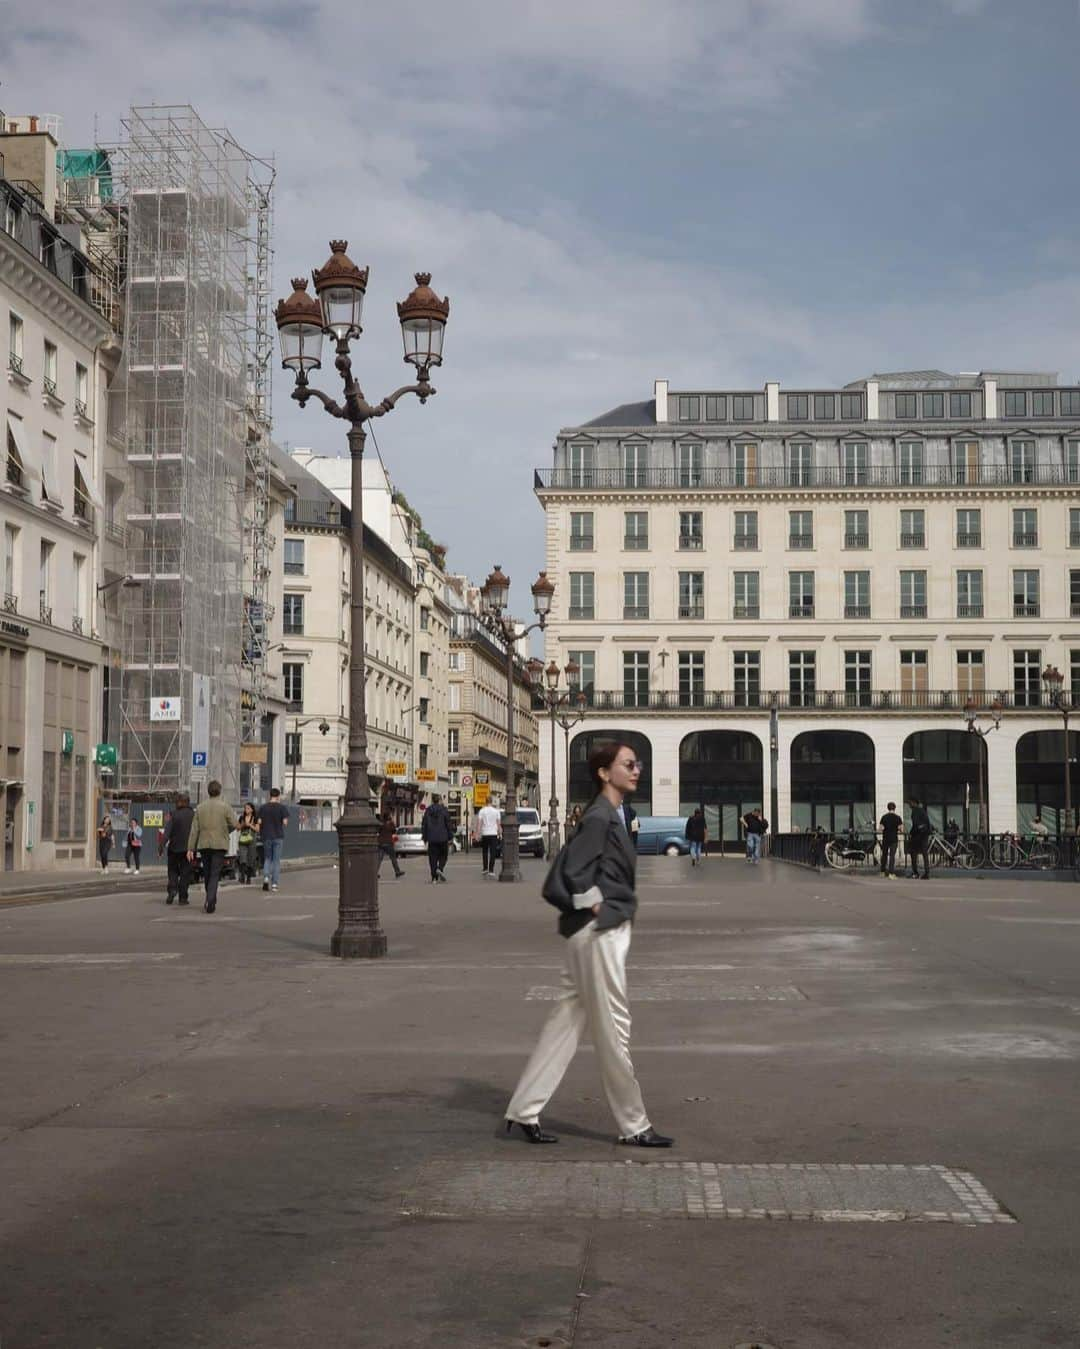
[4,0,1080,602]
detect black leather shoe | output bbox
[620,1127,674,1148]
[178,898,190,906]
[166,896,174,905]
[505,1119,558,1144]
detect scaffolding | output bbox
[105,106,273,797]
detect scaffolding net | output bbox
[106,106,272,798]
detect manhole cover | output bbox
[402,1161,1015,1225]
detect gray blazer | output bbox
[544,797,638,939]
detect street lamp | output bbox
[276,244,449,958]
[963,696,1003,835]
[1041,665,1073,836]
[289,716,331,804]
[478,566,553,882]
[531,656,587,858]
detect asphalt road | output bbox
[1,853,1078,1347]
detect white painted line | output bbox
[0,952,183,965]
[151,914,314,923]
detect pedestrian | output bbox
[810,824,827,870]
[421,793,452,883]
[256,787,289,893]
[906,797,932,880]
[186,780,237,914]
[879,801,903,877]
[123,817,143,874]
[160,793,194,905]
[236,803,260,884]
[944,817,961,847]
[741,807,768,864]
[685,807,707,866]
[504,741,673,1149]
[477,796,501,877]
[377,810,404,878]
[1030,814,1049,840]
[96,815,114,872]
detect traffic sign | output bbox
[475,771,490,786]
[192,751,207,768]
[461,774,473,787]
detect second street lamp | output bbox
[479,567,553,882]
[275,245,449,958]
[1041,665,1073,836]
[530,656,586,858]
[963,696,1003,836]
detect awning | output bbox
[6,415,40,485]
[75,463,104,510]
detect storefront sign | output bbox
[473,784,491,807]
[475,771,490,786]
[95,743,118,768]
[0,620,29,641]
[416,768,437,782]
[239,743,268,764]
[385,760,408,779]
[150,697,181,722]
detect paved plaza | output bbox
[2,853,1079,1347]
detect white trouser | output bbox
[506,919,650,1138]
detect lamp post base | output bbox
[499,817,522,883]
[331,810,387,959]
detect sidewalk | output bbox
[0,852,335,905]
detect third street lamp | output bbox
[528,656,586,858]
[478,567,554,881]
[1041,665,1073,836]
[275,244,449,957]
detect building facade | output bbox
[279,454,415,825]
[536,371,1080,841]
[0,131,115,870]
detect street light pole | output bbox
[963,696,1003,835]
[1041,665,1072,835]
[527,657,585,858]
[290,716,331,804]
[275,247,449,958]
[477,566,554,883]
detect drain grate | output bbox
[525,982,805,1002]
[403,1161,1014,1225]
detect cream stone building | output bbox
[0,132,114,870]
[536,372,1080,843]
[279,453,415,825]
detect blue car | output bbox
[633,816,690,856]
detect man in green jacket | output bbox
[187,780,237,914]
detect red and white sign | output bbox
[461,774,473,787]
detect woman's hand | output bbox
[592,903,601,916]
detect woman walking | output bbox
[236,804,260,884]
[97,816,114,872]
[504,742,673,1149]
[124,818,143,874]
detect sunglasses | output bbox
[619,759,644,772]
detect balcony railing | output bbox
[1071,603,1080,617]
[8,352,24,377]
[900,532,925,548]
[1013,603,1040,617]
[733,604,759,619]
[39,599,52,624]
[1071,532,1080,548]
[1013,532,1038,547]
[844,604,871,619]
[788,535,814,549]
[6,458,22,488]
[43,376,58,399]
[569,688,1071,713]
[623,606,649,620]
[71,615,84,635]
[680,534,704,550]
[623,536,648,551]
[957,533,982,547]
[844,533,869,548]
[536,464,1078,490]
[569,536,594,551]
[568,606,594,620]
[678,604,705,620]
[732,534,757,550]
[283,560,304,575]
[3,593,17,614]
[900,604,927,618]
[957,603,984,618]
[74,399,89,419]
[789,604,814,618]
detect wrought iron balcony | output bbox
[39,599,52,624]
[732,534,757,550]
[788,535,814,549]
[3,593,17,614]
[957,604,984,618]
[680,533,705,550]
[678,604,705,620]
[789,604,814,618]
[570,688,1067,714]
[1013,603,1040,617]
[71,615,84,634]
[535,463,1077,491]
[900,532,926,548]
[900,604,927,618]
[956,532,982,547]
[283,560,304,575]
[844,533,869,548]
[1071,532,1080,548]
[568,606,594,620]
[43,376,58,399]
[623,536,648,550]
[623,606,650,620]
[74,399,89,419]
[1013,532,1038,547]
[844,604,871,619]
[732,604,759,619]
[569,536,594,552]
[8,352,24,377]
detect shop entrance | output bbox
[679,731,763,853]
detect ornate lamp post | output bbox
[963,696,1003,836]
[1041,665,1073,835]
[275,245,449,957]
[529,656,587,858]
[478,566,554,882]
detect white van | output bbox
[516,807,545,858]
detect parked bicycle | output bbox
[989,832,1059,871]
[824,832,879,870]
[926,830,986,870]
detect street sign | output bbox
[192,751,207,768]
[192,674,210,769]
[473,784,491,808]
[475,771,490,786]
[143,810,164,828]
[385,760,408,779]
[461,774,473,787]
[94,743,117,768]
[416,768,437,782]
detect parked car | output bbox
[516,807,545,858]
[394,825,460,858]
[634,815,690,857]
